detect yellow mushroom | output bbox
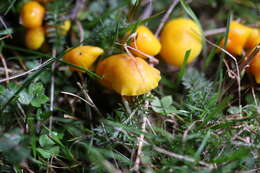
[245,28,260,50]
[25,27,45,50]
[220,21,252,55]
[20,1,45,28]
[160,18,202,67]
[58,20,71,35]
[248,50,260,84]
[96,54,161,96]
[130,25,161,58]
[64,46,104,72]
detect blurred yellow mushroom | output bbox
[160,18,202,67]
[20,1,45,28]
[58,20,71,35]
[245,28,260,50]
[130,25,161,58]
[96,54,161,96]
[220,21,251,55]
[248,49,260,84]
[25,27,45,50]
[64,46,104,72]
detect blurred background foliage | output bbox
[0,0,259,172]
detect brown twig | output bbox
[132,116,147,172]
[139,0,153,20]
[155,0,180,37]
[49,48,56,135]
[0,34,11,40]
[205,24,260,37]
[153,146,216,169]
[204,38,242,114]
[0,54,9,83]
[182,120,202,142]
[240,45,260,72]
[0,16,12,39]
[76,20,84,43]
[204,27,226,36]
[251,87,260,113]
[77,82,103,117]
[68,0,86,20]
[221,45,260,98]
[0,58,53,83]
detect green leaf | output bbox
[0,29,13,36]
[36,148,51,159]
[0,131,22,152]
[28,83,49,107]
[18,90,33,105]
[39,135,55,148]
[214,148,250,163]
[161,96,173,108]
[227,106,241,114]
[151,97,163,113]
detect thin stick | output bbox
[122,96,132,115]
[0,16,12,39]
[221,45,260,98]
[155,0,180,37]
[77,82,103,117]
[132,99,150,171]
[0,54,9,83]
[240,45,260,71]
[76,20,84,43]
[139,0,153,20]
[204,38,242,114]
[153,146,216,169]
[132,116,147,171]
[182,120,202,142]
[49,48,56,135]
[68,0,86,20]
[61,91,94,106]
[0,34,11,41]
[251,88,259,113]
[0,67,20,73]
[205,24,260,37]
[0,58,53,83]
[204,27,226,36]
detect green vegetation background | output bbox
[0,0,259,172]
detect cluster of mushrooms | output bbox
[64,18,203,96]
[19,0,260,96]
[20,0,71,50]
[219,21,260,83]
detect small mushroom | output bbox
[64,46,104,72]
[160,18,202,67]
[130,25,161,58]
[20,1,45,28]
[220,21,251,55]
[96,54,161,96]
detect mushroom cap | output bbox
[59,20,71,35]
[25,27,45,50]
[245,28,260,50]
[160,18,202,67]
[130,25,161,58]
[64,46,104,72]
[250,51,260,84]
[20,1,45,28]
[45,20,71,36]
[96,54,161,96]
[220,21,251,55]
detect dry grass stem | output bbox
[155,0,180,37]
